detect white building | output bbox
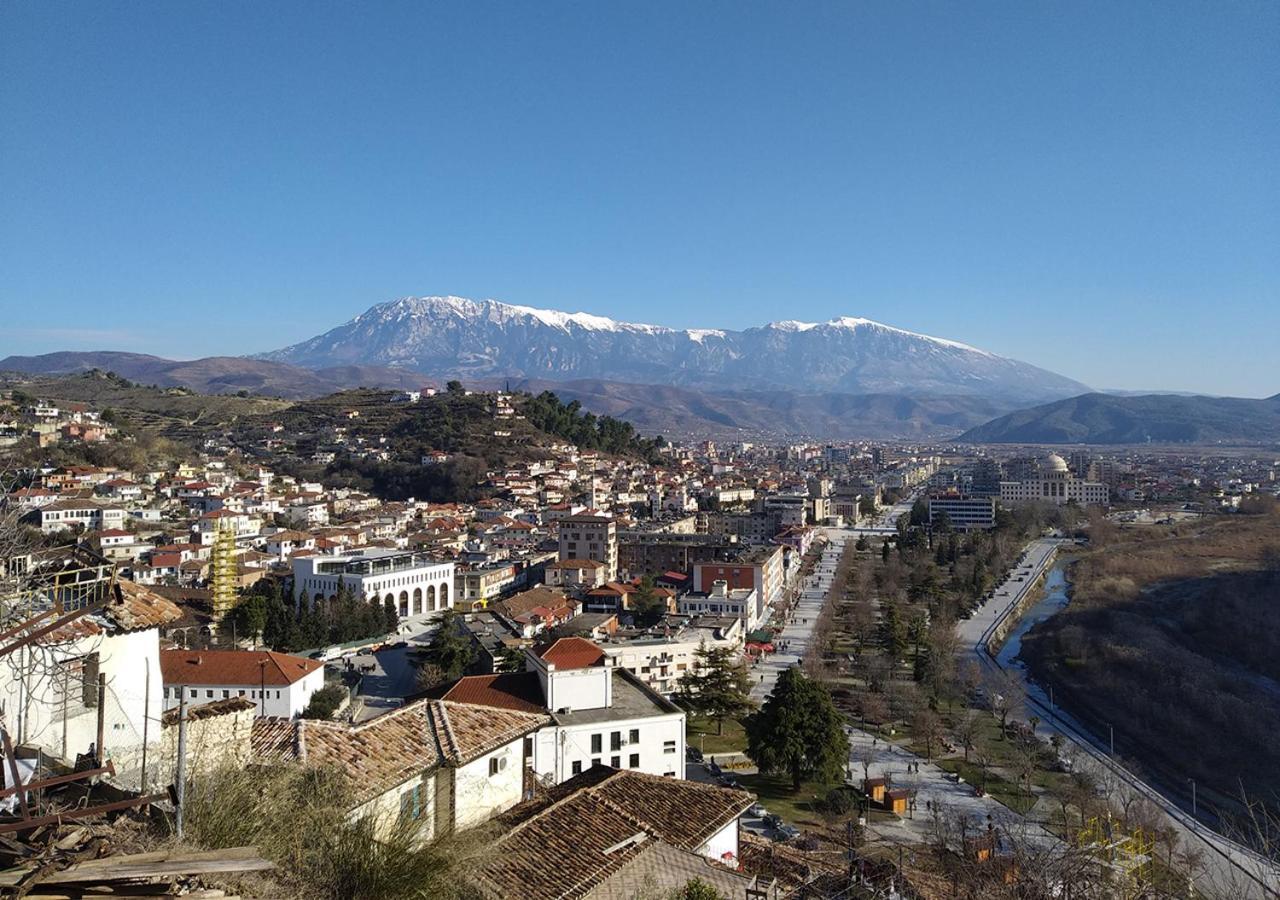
[601,625,742,696]
[160,649,325,718]
[0,577,183,790]
[36,500,126,534]
[250,697,549,841]
[678,581,765,631]
[434,637,686,786]
[1000,454,1110,507]
[292,549,455,620]
[927,494,997,530]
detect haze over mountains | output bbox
[4,296,1275,443]
[258,296,1090,405]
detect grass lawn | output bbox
[687,716,748,756]
[736,772,845,829]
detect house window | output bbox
[610,756,620,768]
[221,690,229,699]
[399,784,423,821]
[572,761,583,776]
[488,755,508,777]
[629,729,640,744]
[590,734,602,754]
[591,758,601,768]
[610,732,622,752]
[205,689,214,698]
[629,753,640,768]
[663,740,677,754]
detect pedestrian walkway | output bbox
[845,726,1060,851]
[751,529,850,702]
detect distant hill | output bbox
[959,392,1280,445]
[258,295,1091,404]
[1,351,1009,439]
[0,351,432,399]
[486,378,1007,440]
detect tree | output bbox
[628,575,667,628]
[745,667,847,791]
[445,380,464,394]
[227,592,267,644]
[423,609,475,680]
[956,709,980,763]
[301,683,348,720]
[668,878,724,900]
[674,641,754,735]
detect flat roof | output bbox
[552,669,680,727]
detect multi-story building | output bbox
[678,580,765,631]
[927,493,997,531]
[36,499,126,534]
[291,549,455,620]
[558,515,617,581]
[432,637,686,784]
[617,532,740,581]
[454,563,521,610]
[1000,454,1110,507]
[691,544,784,614]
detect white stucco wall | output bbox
[453,742,524,829]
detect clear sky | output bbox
[2,2,1276,396]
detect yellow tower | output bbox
[210,516,239,621]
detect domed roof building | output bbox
[999,452,1110,507]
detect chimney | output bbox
[712,579,728,598]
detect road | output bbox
[967,538,1280,899]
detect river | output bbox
[996,558,1070,669]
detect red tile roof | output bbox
[161,649,323,687]
[434,672,547,714]
[535,637,605,670]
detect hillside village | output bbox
[1,379,1278,897]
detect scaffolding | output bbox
[210,519,238,622]
[1076,812,1154,898]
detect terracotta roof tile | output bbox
[161,649,323,687]
[434,672,547,714]
[429,700,549,766]
[535,637,605,670]
[473,767,754,900]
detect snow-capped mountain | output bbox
[257,296,1089,403]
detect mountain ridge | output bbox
[256,295,1090,404]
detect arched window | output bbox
[439,582,449,609]
[427,584,436,611]
[412,587,423,616]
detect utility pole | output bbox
[1109,723,1114,756]
[140,659,150,793]
[1188,778,1196,817]
[175,691,187,839]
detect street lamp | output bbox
[1188,778,1197,817]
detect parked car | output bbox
[748,803,767,818]
[775,825,801,841]
[764,814,784,830]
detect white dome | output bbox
[1043,453,1069,474]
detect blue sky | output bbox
[2,2,1276,396]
